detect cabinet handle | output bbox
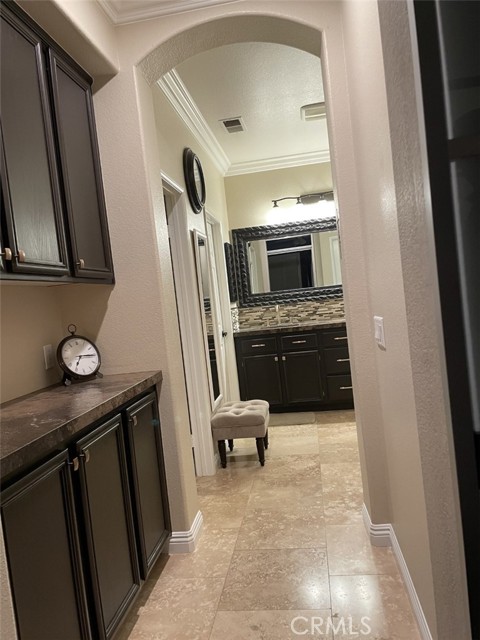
[80,449,90,463]
[336,358,350,362]
[274,356,278,362]
[0,248,12,260]
[76,258,85,269]
[251,343,266,348]
[339,386,353,390]
[15,250,26,262]
[131,414,138,427]
[291,340,307,344]
[334,336,348,341]
[282,356,286,361]
[68,457,80,472]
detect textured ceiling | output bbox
[174,42,328,170]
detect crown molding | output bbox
[225,149,331,176]
[157,70,230,175]
[98,0,240,25]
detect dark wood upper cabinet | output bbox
[0,10,69,276]
[0,2,114,283]
[48,51,113,280]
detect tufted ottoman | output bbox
[211,400,270,468]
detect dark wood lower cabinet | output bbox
[76,415,140,639]
[1,451,91,640]
[235,326,354,411]
[1,389,170,640]
[126,392,170,579]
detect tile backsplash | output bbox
[234,298,344,331]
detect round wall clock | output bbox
[57,324,102,385]
[183,147,206,214]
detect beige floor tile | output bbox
[258,454,322,483]
[315,410,356,425]
[200,494,249,528]
[321,463,364,525]
[248,478,323,513]
[326,525,399,575]
[210,609,333,639]
[330,574,421,639]
[196,471,255,496]
[161,528,238,578]
[125,607,216,640]
[236,507,326,549]
[143,576,225,611]
[268,425,320,457]
[219,548,330,610]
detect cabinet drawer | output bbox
[322,328,348,347]
[281,333,317,351]
[326,375,353,401]
[324,347,351,374]
[239,336,277,355]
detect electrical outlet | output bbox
[374,316,386,350]
[43,344,54,370]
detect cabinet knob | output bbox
[0,248,12,261]
[274,356,278,362]
[282,356,286,361]
[16,249,26,262]
[76,258,85,269]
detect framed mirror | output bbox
[192,230,221,408]
[232,217,343,307]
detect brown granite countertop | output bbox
[233,318,346,338]
[0,371,162,483]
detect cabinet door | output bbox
[48,50,114,281]
[125,392,171,579]
[282,351,324,404]
[76,415,140,640]
[0,9,69,275]
[1,451,91,640]
[242,354,283,406]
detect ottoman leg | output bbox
[256,437,265,466]
[218,440,227,468]
[264,429,269,450]
[228,439,234,451]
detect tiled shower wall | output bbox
[232,298,344,331]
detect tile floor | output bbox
[119,410,421,639]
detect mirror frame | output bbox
[232,217,343,307]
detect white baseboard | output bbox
[168,510,203,554]
[362,504,433,640]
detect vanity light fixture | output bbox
[272,191,334,208]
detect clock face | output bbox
[60,338,100,377]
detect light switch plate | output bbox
[374,316,386,350]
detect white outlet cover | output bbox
[374,316,386,350]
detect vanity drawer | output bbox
[281,333,318,352]
[239,336,277,355]
[324,347,350,374]
[326,374,353,401]
[322,328,348,347]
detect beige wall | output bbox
[225,163,334,229]
[0,2,471,638]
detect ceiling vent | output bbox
[301,102,326,121]
[220,117,246,133]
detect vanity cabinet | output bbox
[0,2,114,283]
[235,325,353,411]
[1,387,170,640]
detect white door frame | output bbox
[162,173,216,476]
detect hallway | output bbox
[119,412,420,639]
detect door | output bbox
[1,451,90,640]
[282,351,324,404]
[414,2,480,636]
[125,393,171,579]
[48,50,113,280]
[76,415,140,639]
[243,354,283,406]
[0,8,69,276]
